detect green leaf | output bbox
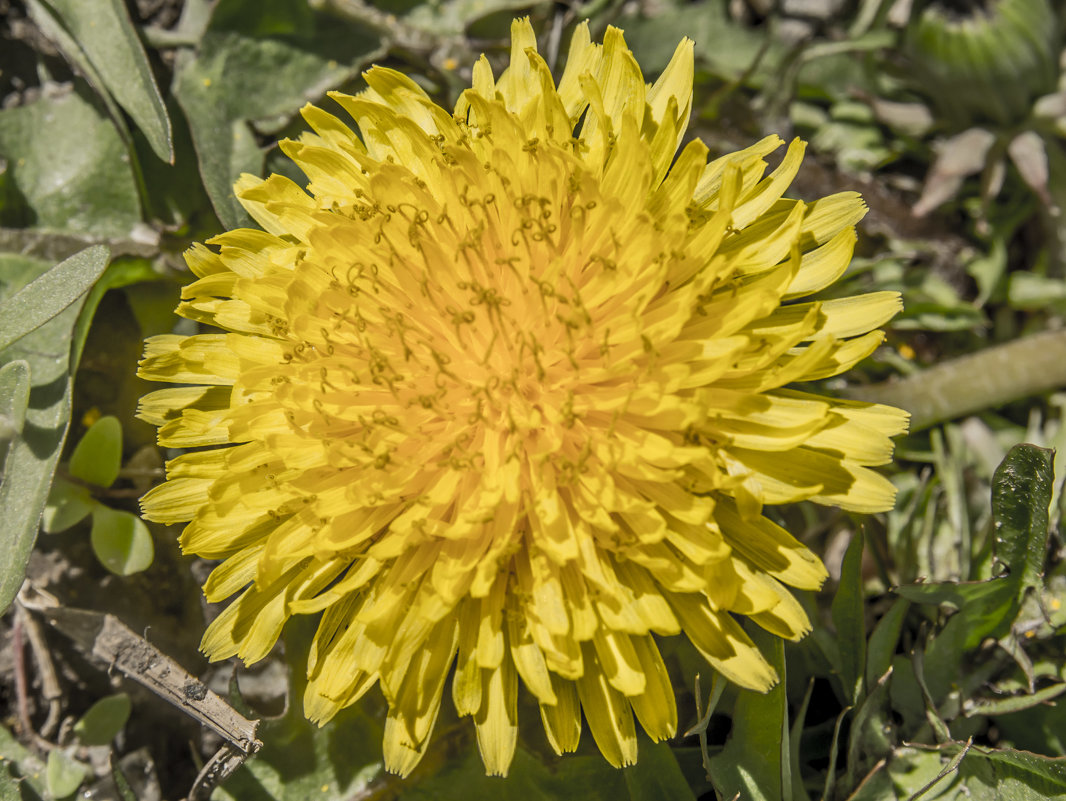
[822,704,851,801]
[897,445,1055,702]
[874,746,954,800]
[623,741,697,801]
[884,744,1066,800]
[39,0,173,162]
[0,89,140,237]
[90,506,154,576]
[966,682,1066,718]
[45,750,88,799]
[0,762,21,801]
[0,358,29,449]
[912,635,952,743]
[894,579,1008,610]
[22,0,130,148]
[401,0,548,38]
[921,579,1016,701]
[624,0,773,79]
[0,246,110,614]
[968,237,1008,307]
[0,368,32,614]
[73,693,132,746]
[709,627,790,801]
[976,747,1066,790]
[932,425,972,579]
[1,252,63,295]
[1008,272,1066,311]
[172,24,379,229]
[866,597,910,690]
[0,719,47,798]
[846,666,895,794]
[832,530,867,703]
[209,0,316,37]
[992,444,1054,595]
[69,415,122,488]
[788,681,814,801]
[42,478,96,533]
[0,244,111,353]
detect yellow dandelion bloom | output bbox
[138,19,907,777]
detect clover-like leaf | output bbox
[42,478,96,534]
[73,693,132,746]
[45,750,88,800]
[90,505,154,576]
[69,415,123,489]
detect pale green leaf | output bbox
[866,597,910,690]
[0,246,111,613]
[42,477,96,533]
[832,530,867,703]
[0,244,111,353]
[90,506,154,576]
[172,26,379,229]
[0,359,29,450]
[0,89,139,237]
[73,693,132,746]
[884,744,1066,800]
[69,414,122,488]
[45,750,88,800]
[0,762,20,801]
[40,0,173,162]
[0,724,47,798]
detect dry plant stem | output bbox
[19,584,261,785]
[903,739,973,801]
[16,603,63,737]
[307,0,434,51]
[11,607,32,738]
[0,226,160,263]
[845,758,888,801]
[188,743,251,801]
[845,328,1066,430]
[42,609,260,751]
[11,604,61,750]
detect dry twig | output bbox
[19,582,262,800]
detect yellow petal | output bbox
[138,335,240,385]
[592,629,646,696]
[645,37,694,158]
[731,447,899,513]
[140,477,211,524]
[507,612,557,705]
[539,673,582,754]
[628,636,677,741]
[669,591,778,691]
[748,574,812,641]
[714,497,828,591]
[575,644,638,767]
[382,618,458,777]
[474,655,519,777]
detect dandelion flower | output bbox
[139,18,908,777]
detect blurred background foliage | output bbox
[2,0,1066,798]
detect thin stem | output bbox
[844,328,1066,430]
[12,607,32,738]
